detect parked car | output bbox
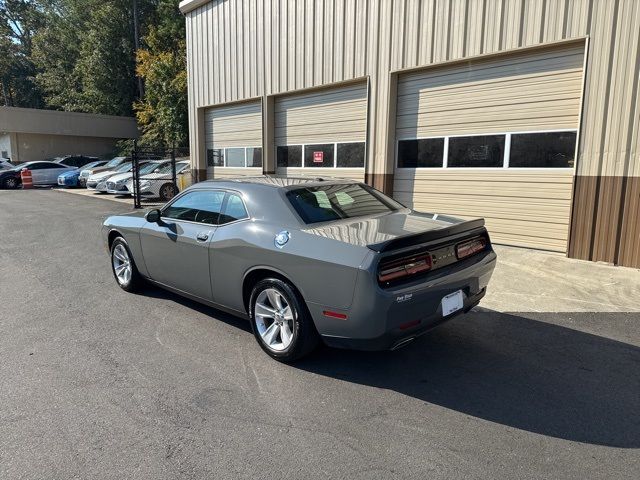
[106,160,169,195]
[0,159,14,170]
[126,160,190,201]
[0,161,76,189]
[86,162,133,190]
[79,156,130,187]
[102,177,496,361]
[57,160,108,188]
[56,155,99,169]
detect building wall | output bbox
[12,133,120,163]
[0,133,12,159]
[183,0,640,267]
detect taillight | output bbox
[378,253,432,283]
[456,236,487,260]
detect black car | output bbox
[55,155,99,168]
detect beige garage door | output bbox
[394,42,585,252]
[275,82,367,181]
[204,101,263,179]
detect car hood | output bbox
[301,210,465,247]
[107,172,133,183]
[89,170,122,181]
[58,170,79,178]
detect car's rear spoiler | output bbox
[367,218,486,253]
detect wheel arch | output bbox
[242,266,305,315]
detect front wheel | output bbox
[249,278,320,362]
[110,237,144,292]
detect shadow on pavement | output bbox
[135,284,640,448]
[296,310,640,449]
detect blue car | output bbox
[57,160,107,188]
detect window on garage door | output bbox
[277,142,365,168]
[207,147,262,168]
[397,130,576,169]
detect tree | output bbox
[134,0,187,148]
[0,0,45,107]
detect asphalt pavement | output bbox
[0,189,638,480]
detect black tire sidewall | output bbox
[110,237,141,292]
[160,183,175,201]
[249,278,316,362]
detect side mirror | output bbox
[145,208,161,223]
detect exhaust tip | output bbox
[391,337,416,351]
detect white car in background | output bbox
[126,160,190,201]
[79,156,129,187]
[105,160,169,194]
[86,162,133,191]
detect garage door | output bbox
[275,82,367,181]
[204,101,263,179]
[394,42,584,252]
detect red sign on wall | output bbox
[313,151,324,163]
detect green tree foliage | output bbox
[0,0,45,107]
[134,0,187,148]
[1,0,188,149]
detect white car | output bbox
[86,162,133,191]
[79,156,129,187]
[105,160,169,194]
[126,160,190,200]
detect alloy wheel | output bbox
[112,244,132,286]
[254,288,295,351]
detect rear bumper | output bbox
[313,250,497,351]
[321,287,486,350]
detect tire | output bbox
[159,182,178,201]
[110,237,144,292]
[249,278,320,362]
[3,177,20,189]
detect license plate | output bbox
[441,290,464,317]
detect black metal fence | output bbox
[131,142,190,209]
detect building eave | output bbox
[179,0,210,14]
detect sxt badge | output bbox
[396,293,413,303]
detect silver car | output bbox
[102,177,496,361]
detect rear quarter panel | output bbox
[210,220,371,313]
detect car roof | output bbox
[191,175,355,191]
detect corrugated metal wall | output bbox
[184,0,640,266]
[185,0,640,178]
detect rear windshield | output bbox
[286,183,401,224]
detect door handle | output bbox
[196,231,209,242]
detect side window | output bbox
[277,145,302,167]
[28,162,51,170]
[219,193,249,224]
[162,190,226,225]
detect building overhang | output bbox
[0,107,139,139]
[179,0,210,14]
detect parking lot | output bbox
[1,189,639,479]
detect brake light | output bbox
[456,237,487,260]
[378,253,432,283]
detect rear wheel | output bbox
[249,278,320,362]
[159,182,178,201]
[110,237,143,292]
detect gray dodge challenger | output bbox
[102,176,496,361]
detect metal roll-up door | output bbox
[204,101,262,179]
[275,82,367,181]
[394,42,585,252]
